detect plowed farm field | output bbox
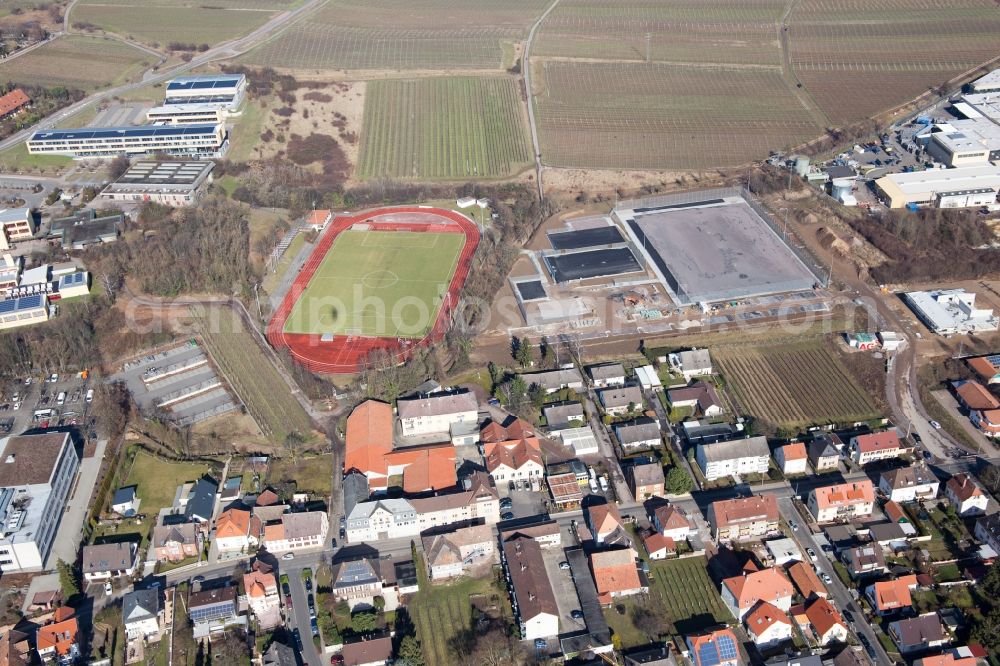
[714,339,880,434]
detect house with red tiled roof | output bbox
[915,652,978,666]
[808,480,875,523]
[969,356,1000,384]
[244,561,280,629]
[36,608,79,665]
[775,442,808,475]
[946,473,989,516]
[651,504,694,542]
[590,548,646,605]
[685,628,740,666]
[866,575,917,616]
[787,561,828,600]
[642,530,675,560]
[956,380,1000,412]
[586,502,631,547]
[744,601,792,648]
[215,508,258,556]
[804,597,848,645]
[849,431,907,465]
[483,419,544,485]
[345,400,457,493]
[0,89,29,119]
[722,567,794,620]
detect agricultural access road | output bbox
[523,0,560,200]
[0,0,327,153]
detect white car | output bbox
[821,572,833,584]
[104,582,112,596]
[807,548,817,561]
[930,420,942,429]
[282,552,295,560]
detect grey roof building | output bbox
[48,209,121,249]
[396,388,477,419]
[543,401,584,429]
[598,384,644,411]
[186,478,218,523]
[614,419,662,448]
[520,368,585,393]
[123,588,159,626]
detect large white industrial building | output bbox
[163,73,246,112]
[27,123,228,158]
[874,165,1000,209]
[925,120,1000,167]
[971,69,1000,94]
[903,289,998,335]
[146,104,227,126]
[0,432,80,572]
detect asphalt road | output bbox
[778,497,893,666]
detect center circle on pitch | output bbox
[362,269,400,289]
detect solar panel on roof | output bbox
[0,300,15,315]
[18,294,42,309]
[697,644,720,666]
[716,635,737,660]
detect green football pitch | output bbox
[282,230,465,338]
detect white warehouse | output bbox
[874,165,1000,209]
[904,289,998,335]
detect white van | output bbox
[85,389,94,404]
[57,391,66,406]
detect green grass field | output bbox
[283,230,464,338]
[357,77,532,180]
[0,35,156,91]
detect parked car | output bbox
[501,512,514,521]
[930,420,942,429]
[571,609,584,620]
[534,639,547,651]
[789,520,799,532]
[822,572,833,584]
[293,629,303,652]
[282,552,295,560]
[559,561,571,570]
[499,497,513,509]
[807,548,817,560]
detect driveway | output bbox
[930,390,995,455]
[45,438,106,570]
[541,546,583,634]
[285,562,322,666]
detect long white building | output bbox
[903,289,998,335]
[696,437,770,481]
[396,389,478,438]
[146,104,227,126]
[0,432,80,572]
[345,473,499,543]
[164,73,246,112]
[27,123,228,158]
[874,165,1000,209]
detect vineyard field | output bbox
[241,0,548,71]
[714,339,880,433]
[357,77,532,179]
[189,304,313,444]
[534,0,785,65]
[534,61,819,170]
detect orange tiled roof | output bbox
[723,567,794,608]
[871,575,916,611]
[957,381,1000,411]
[263,522,284,542]
[216,508,251,538]
[484,436,543,474]
[813,481,874,510]
[782,442,807,460]
[969,356,1000,380]
[787,561,826,600]
[853,431,901,453]
[805,597,845,637]
[643,531,675,555]
[345,400,394,476]
[36,617,77,656]
[481,418,534,444]
[590,549,641,601]
[745,601,790,635]
[916,654,977,666]
[0,89,28,117]
[948,473,985,502]
[588,502,624,536]
[654,505,690,532]
[243,569,276,598]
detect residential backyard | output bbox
[91,449,213,546]
[266,453,333,497]
[409,555,511,666]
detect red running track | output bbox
[266,206,480,374]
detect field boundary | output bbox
[266,206,480,374]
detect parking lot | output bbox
[0,372,95,438]
[540,543,585,634]
[112,342,239,426]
